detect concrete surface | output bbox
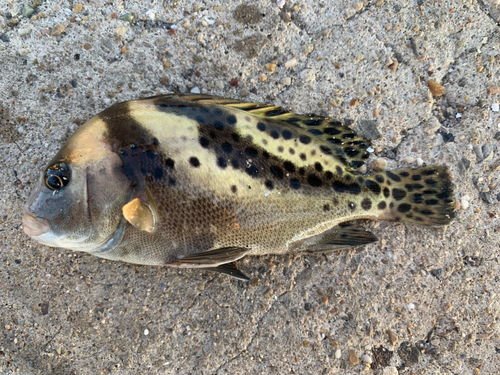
[1,0,499,374]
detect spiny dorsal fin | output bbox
[152,94,372,170]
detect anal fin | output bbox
[203,263,250,281]
[166,247,251,268]
[306,223,378,252]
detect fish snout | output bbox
[22,211,50,237]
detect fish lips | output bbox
[22,210,50,237]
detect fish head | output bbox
[23,117,133,253]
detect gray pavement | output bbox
[1,0,499,374]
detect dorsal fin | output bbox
[149,94,372,170]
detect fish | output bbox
[23,94,456,281]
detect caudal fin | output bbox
[374,166,456,227]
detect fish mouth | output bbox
[23,211,50,237]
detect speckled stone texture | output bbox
[1,0,499,374]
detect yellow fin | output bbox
[122,198,155,232]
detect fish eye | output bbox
[45,163,70,190]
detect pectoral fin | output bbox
[122,187,159,232]
[122,198,155,232]
[166,247,251,268]
[306,223,378,252]
[203,263,250,281]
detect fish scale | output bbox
[23,94,456,280]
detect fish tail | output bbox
[372,166,456,227]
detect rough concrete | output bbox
[1,0,499,374]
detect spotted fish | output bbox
[23,94,455,280]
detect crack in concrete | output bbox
[213,267,310,374]
[477,0,500,26]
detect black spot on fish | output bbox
[420,209,434,216]
[425,179,437,187]
[412,174,422,181]
[227,115,237,125]
[361,198,372,210]
[231,133,240,143]
[214,108,223,116]
[189,157,200,167]
[332,180,361,195]
[327,138,343,145]
[300,153,307,161]
[308,128,323,136]
[265,180,274,190]
[357,177,364,184]
[423,189,437,195]
[199,136,210,148]
[304,118,322,126]
[314,162,323,172]
[217,157,227,169]
[325,171,333,179]
[246,165,259,177]
[152,137,159,145]
[245,147,258,158]
[329,120,343,127]
[231,159,239,169]
[311,150,316,156]
[290,179,301,189]
[412,194,424,204]
[323,204,331,212]
[342,133,357,140]
[270,130,280,139]
[383,187,390,198]
[397,203,411,213]
[350,161,364,169]
[289,148,295,155]
[165,158,175,168]
[231,185,237,193]
[257,122,266,131]
[425,199,438,205]
[214,120,225,131]
[375,175,384,183]
[209,131,217,139]
[299,135,311,145]
[168,177,176,186]
[266,109,288,116]
[365,180,381,194]
[336,166,343,176]
[392,188,407,201]
[282,129,293,140]
[405,184,415,192]
[436,191,450,200]
[298,168,306,176]
[307,174,323,187]
[320,145,332,155]
[284,161,296,173]
[323,127,342,135]
[277,146,284,153]
[378,201,387,210]
[386,171,401,182]
[421,169,437,176]
[221,142,233,153]
[262,151,270,159]
[399,171,410,177]
[270,166,284,179]
[146,150,156,159]
[153,167,163,180]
